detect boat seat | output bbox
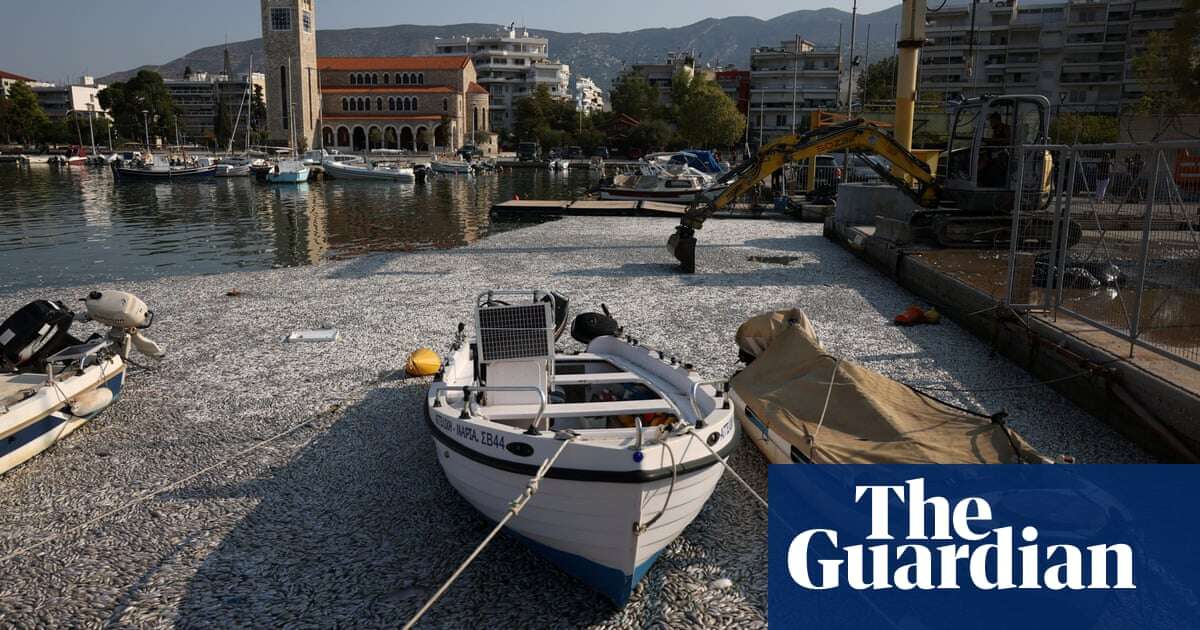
[553,372,642,386]
[479,399,675,422]
[0,374,47,407]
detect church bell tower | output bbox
[260,0,320,150]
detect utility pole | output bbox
[790,34,800,134]
[842,0,858,183]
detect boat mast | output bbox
[287,56,297,158]
[247,55,254,154]
[229,56,251,155]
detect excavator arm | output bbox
[669,119,942,272]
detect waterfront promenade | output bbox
[0,217,1150,627]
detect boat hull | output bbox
[215,165,251,177]
[0,358,126,475]
[598,187,710,203]
[427,409,730,604]
[266,169,311,183]
[111,164,218,179]
[323,162,414,182]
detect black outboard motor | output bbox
[0,300,78,371]
[571,304,623,345]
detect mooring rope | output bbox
[404,432,578,630]
[683,427,768,510]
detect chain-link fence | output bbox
[1005,142,1200,368]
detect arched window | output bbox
[401,73,409,85]
[418,73,424,85]
[348,98,356,112]
[350,74,356,85]
[364,98,371,111]
[372,73,378,85]
[412,97,419,111]
[388,97,394,111]
[442,98,448,112]
[342,98,349,111]
[400,97,408,111]
[377,97,384,111]
[383,73,390,85]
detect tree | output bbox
[0,82,49,145]
[675,78,745,149]
[623,119,673,154]
[611,72,661,121]
[1050,113,1119,144]
[98,70,178,145]
[857,56,898,106]
[213,96,233,150]
[1129,2,1200,140]
[250,84,268,146]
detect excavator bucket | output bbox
[668,226,697,274]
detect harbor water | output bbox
[0,164,594,291]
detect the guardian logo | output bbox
[789,478,1136,591]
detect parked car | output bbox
[517,142,541,161]
[794,154,842,188]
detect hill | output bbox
[100,6,904,89]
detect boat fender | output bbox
[406,348,442,377]
[68,387,115,417]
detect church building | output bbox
[259,0,489,153]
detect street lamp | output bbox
[142,110,151,152]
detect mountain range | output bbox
[100,6,904,90]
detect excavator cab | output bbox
[942,95,1053,213]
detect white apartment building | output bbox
[434,27,571,132]
[921,0,1186,114]
[31,76,108,121]
[748,39,841,143]
[575,76,605,113]
[163,71,267,142]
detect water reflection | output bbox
[0,164,595,290]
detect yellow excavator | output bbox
[669,94,1068,273]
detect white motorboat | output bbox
[430,159,474,175]
[549,158,571,172]
[323,159,414,182]
[426,291,737,604]
[266,159,310,184]
[0,291,164,475]
[598,163,722,203]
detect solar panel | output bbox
[476,302,554,364]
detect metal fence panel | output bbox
[1004,142,1200,369]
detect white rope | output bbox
[634,438,677,534]
[404,434,577,630]
[810,357,841,444]
[684,427,768,510]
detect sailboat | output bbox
[267,57,310,184]
[216,55,258,178]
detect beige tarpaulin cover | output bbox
[731,309,1049,464]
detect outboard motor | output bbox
[0,300,78,371]
[82,291,166,359]
[571,304,623,345]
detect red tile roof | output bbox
[323,86,454,95]
[318,56,471,71]
[0,69,34,82]
[467,82,489,95]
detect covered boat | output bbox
[266,159,310,184]
[0,291,164,474]
[111,155,217,180]
[430,159,474,175]
[729,309,1050,464]
[426,291,738,604]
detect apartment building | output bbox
[921,0,1185,114]
[748,39,841,143]
[434,27,570,132]
[31,76,108,121]
[163,71,266,142]
[575,76,606,113]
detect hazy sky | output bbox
[3,0,894,82]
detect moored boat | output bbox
[430,159,474,175]
[0,291,164,475]
[598,164,721,203]
[323,159,414,182]
[426,291,737,604]
[111,155,217,180]
[265,159,311,184]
